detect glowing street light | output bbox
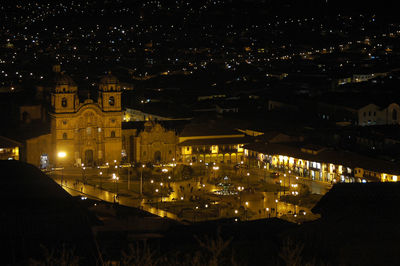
[57,151,66,185]
[112,173,119,202]
[140,164,145,196]
[99,171,103,189]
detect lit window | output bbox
[211,145,218,153]
[98,127,101,132]
[109,96,115,106]
[62,132,67,139]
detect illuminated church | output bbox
[6,67,246,169]
[50,70,122,166]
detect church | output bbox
[50,71,122,167]
[5,67,247,169]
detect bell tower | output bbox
[98,72,122,112]
[51,71,79,113]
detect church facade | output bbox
[122,121,178,164]
[50,72,122,167]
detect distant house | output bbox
[318,100,400,126]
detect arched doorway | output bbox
[154,150,161,162]
[85,150,94,166]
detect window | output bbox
[62,97,67,107]
[187,147,190,151]
[98,127,101,132]
[363,112,366,117]
[109,96,115,106]
[169,150,172,155]
[86,127,91,135]
[393,109,397,121]
[373,111,376,116]
[368,111,371,116]
[62,120,67,125]
[111,131,116,138]
[111,119,116,123]
[211,145,218,153]
[62,132,67,139]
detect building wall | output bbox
[26,134,52,166]
[248,149,400,183]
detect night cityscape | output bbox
[1,0,400,265]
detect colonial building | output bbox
[122,121,180,163]
[244,142,400,183]
[50,71,122,166]
[178,120,248,164]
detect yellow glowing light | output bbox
[58,152,66,158]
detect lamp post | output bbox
[99,171,103,189]
[212,166,219,180]
[128,164,131,190]
[82,166,86,184]
[140,164,145,196]
[245,201,249,220]
[266,207,270,218]
[263,165,267,182]
[275,199,279,217]
[112,173,119,202]
[162,168,168,184]
[57,151,66,186]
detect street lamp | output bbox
[275,199,279,217]
[57,151,66,185]
[99,171,103,189]
[140,164,145,196]
[263,165,267,181]
[212,166,219,180]
[245,201,249,220]
[112,173,119,202]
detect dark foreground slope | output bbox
[0,160,98,264]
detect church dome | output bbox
[100,72,119,85]
[54,72,76,86]
[53,71,77,93]
[99,71,120,92]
